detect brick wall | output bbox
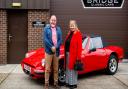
[0,10,7,64]
[28,10,50,51]
[0,10,49,64]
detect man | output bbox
[43,15,62,89]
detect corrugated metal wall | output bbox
[51,0,128,58]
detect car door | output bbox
[84,37,107,72]
[91,37,107,69]
[92,48,107,69]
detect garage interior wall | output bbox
[51,0,128,58]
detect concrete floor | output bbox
[0,62,128,89]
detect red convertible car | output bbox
[21,36,124,83]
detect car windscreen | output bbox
[91,37,103,49]
[82,38,88,49]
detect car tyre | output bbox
[58,66,66,85]
[106,55,118,75]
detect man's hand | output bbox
[51,46,56,53]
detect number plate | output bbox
[24,64,31,72]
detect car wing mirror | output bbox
[89,48,96,53]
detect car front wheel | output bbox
[58,65,66,84]
[106,55,118,75]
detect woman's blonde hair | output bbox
[69,20,79,30]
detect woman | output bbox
[64,20,82,89]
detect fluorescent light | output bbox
[12,3,22,7]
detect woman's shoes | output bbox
[73,85,77,88]
[65,83,69,87]
[65,84,77,89]
[69,85,77,89]
[69,86,74,89]
[69,85,77,88]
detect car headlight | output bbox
[25,53,29,58]
[42,59,45,66]
[25,51,36,58]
